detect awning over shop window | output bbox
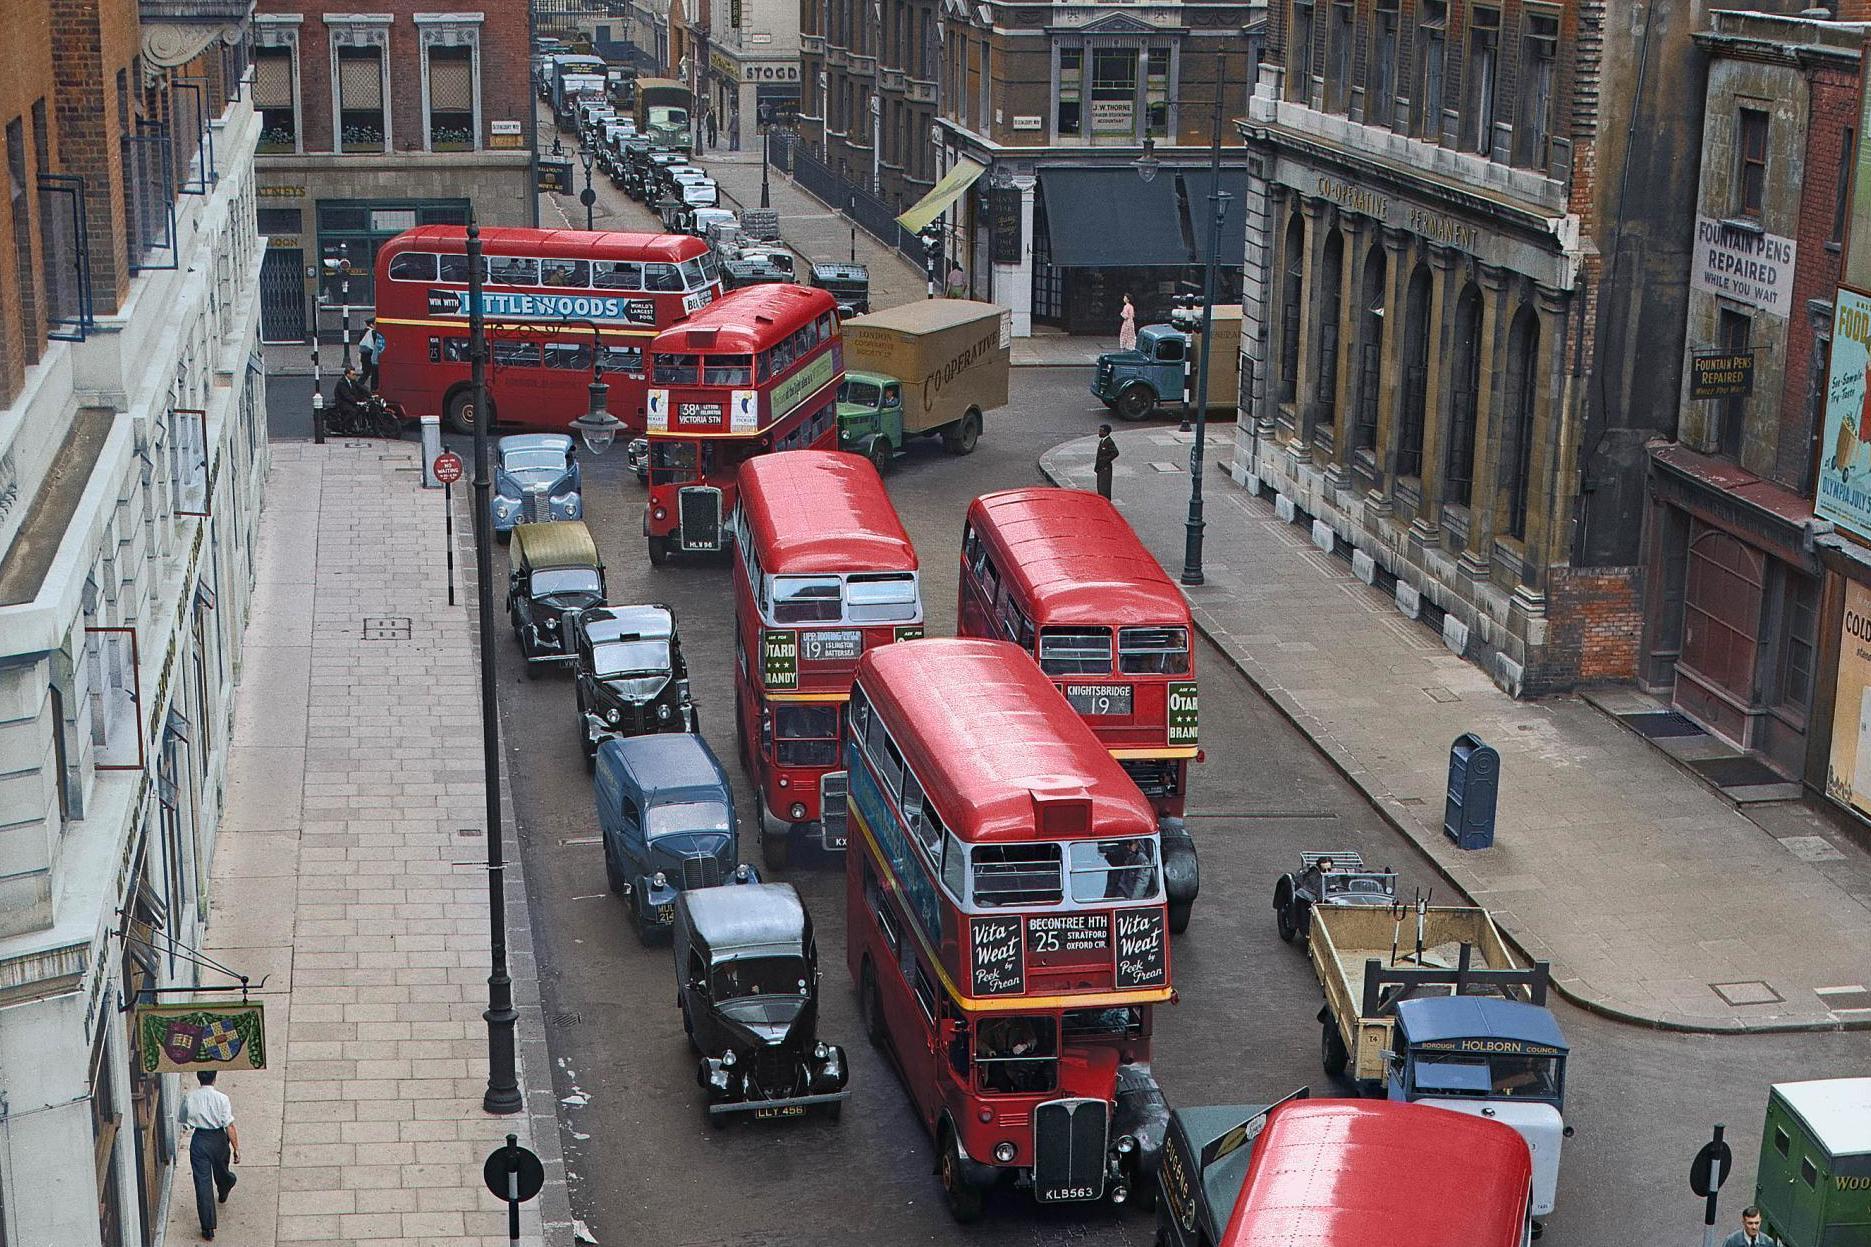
[1181,168,1250,268]
[896,157,987,234]
[1039,168,1186,267]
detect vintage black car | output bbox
[1153,1091,1310,1247]
[506,521,605,674]
[572,603,696,767]
[1270,850,1399,944]
[808,262,870,316]
[675,882,849,1124]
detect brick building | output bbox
[1638,11,1859,784]
[799,0,1262,335]
[249,0,536,342]
[0,0,269,1242]
[1227,0,1706,694]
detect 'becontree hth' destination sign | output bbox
[1690,216,1797,319]
[427,288,660,325]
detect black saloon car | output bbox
[572,603,696,767]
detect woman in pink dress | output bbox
[1118,294,1138,351]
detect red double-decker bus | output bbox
[373,226,722,434]
[729,450,923,868]
[958,488,1202,932]
[846,638,1174,1222]
[643,284,842,563]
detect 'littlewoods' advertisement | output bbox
[1816,287,1871,539]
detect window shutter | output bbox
[429,51,473,113]
[254,51,292,109]
[339,51,383,109]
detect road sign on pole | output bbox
[1691,1123,1733,1247]
[433,451,464,484]
[483,1134,545,1246]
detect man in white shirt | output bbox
[181,1071,240,1240]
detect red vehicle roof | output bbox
[739,451,917,574]
[970,489,1188,629]
[856,639,1158,842]
[1223,1101,1532,1247]
[651,284,839,354]
[377,225,709,264]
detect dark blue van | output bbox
[594,733,756,942]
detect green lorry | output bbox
[836,300,1011,471]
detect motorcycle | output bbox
[324,393,403,439]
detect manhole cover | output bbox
[1711,980,1784,1006]
[1778,835,1846,863]
[1422,687,1460,704]
[1623,711,1707,740]
[363,616,412,640]
[551,1011,586,1027]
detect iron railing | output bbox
[766,131,929,271]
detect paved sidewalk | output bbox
[1044,428,1871,1032]
[163,440,572,1245]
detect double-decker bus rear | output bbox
[374,226,721,435]
[731,450,922,868]
[844,638,1173,1222]
[643,284,843,563]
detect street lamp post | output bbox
[578,143,597,231]
[1136,75,1231,587]
[761,125,771,209]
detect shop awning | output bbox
[896,158,988,234]
[1181,168,1251,268]
[1039,168,1187,267]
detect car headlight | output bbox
[789,802,807,821]
[720,1048,736,1067]
[651,870,667,889]
[813,1042,828,1060]
[994,1141,1017,1163]
[658,703,672,721]
[604,707,621,725]
[495,499,516,515]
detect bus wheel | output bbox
[760,824,790,871]
[647,535,670,566]
[939,1129,986,1224]
[444,389,485,436]
[1320,1018,1349,1078]
[1168,899,1192,935]
[1116,382,1155,422]
[858,961,887,1049]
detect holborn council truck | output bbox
[836,300,1011,470]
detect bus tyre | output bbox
[761,824,790,871]
[445,389,489,436]
[1117,382,1155,422]
[1320,1018,1349,1078]
[647,535,670,566]
[943,410,981,455]
[858,961,887,1050]
[1167,899,1192,935]
[939,1129,986,1224]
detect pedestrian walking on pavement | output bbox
[946,262,966,298]
[182,1071,240,1240]
[1118,294,1137,352]
[1094,424,1118,500]
[706,108,718,149]
[1722,1207,1780,1247]
[359,319,386,390]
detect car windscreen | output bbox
[840,379,881,408]
[710,954,808,1000]
[531,568,601,596]
[645,799,731,839]
[503,449,566,473]
[846,573,918,622]
[592,639,670,676]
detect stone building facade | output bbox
[1229,0,1704,694]
[799,0,943,211]
[249,0,536,342]
[705,0,802,151]
[1639,11,1858,784]
[0,1,268,1242]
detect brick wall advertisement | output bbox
[1825,579,1871,817]
[1817,287,1871,539]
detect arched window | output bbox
[1354,241,1386,453]
[1280,213,1304,402]
[1397,263,1431,479]
[1316,228,1344,430]
[1500,306,1540,540]
[1444,282,1482,506]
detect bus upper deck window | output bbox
[1038,628,1113,676]
[1118,626,1190,675]
[387,251,437,281]
[653,353,700,384]
[594,260,643,290]
[703,354,753,385]
[772,575,842,624]
[644,263,682,291]
[846,573,919,622]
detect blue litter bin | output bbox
[1442,732,1499,850]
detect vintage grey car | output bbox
[675,881,849,1124]
[492,433,582,537]
[571,603,697,767]
[1271,851,1399,944]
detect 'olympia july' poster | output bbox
[1818,287,1871,541]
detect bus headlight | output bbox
[653,506,667,521]
[994,1141,1017,1164]
[790,802,807,820]
[1115,1134,1136,1155]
